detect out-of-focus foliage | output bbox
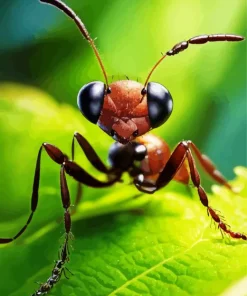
[0,86,246,296]
[0,0,246,295]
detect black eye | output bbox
[146,82,173,128]
[77,81,105,124]
[132,130,139,137]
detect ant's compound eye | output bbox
[146,82,173,128]
[132,130,139,137]
[77,81,105,124]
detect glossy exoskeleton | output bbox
[0,0,245,295]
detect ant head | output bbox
[77,80,173,144]
[42,0,173,145]
[43,1,245,146]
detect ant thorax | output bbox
[98,80,150,144]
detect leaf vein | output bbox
[108,237,210,295]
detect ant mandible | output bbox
[1,0,246,294]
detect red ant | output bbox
[1,0,246,295]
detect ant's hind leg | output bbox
[135,141,246,240]
[173,162,190,185]
[188,141,232,190]
[185,146,246,240]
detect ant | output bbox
[0,0,246,295]
[31,235,72,296]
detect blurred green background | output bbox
[0,0,246,295]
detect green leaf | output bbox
[0,83,246,296]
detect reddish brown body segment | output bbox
[98,80,151,144]
[1,1,245,295]
[136,134,189,184]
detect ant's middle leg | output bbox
[135,141,246,240]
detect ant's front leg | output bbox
[72,132,113,174]
[70,132,119,214]
[0,142,121,244]
[135,141,246,240]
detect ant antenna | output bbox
[143,34,244,88]
[40,0,109,86]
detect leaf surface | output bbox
[0,84,246,296]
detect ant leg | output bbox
[57,182,82,222]
[135,141,246,240]
[0,143,120,244]
[56,182,82,223]
[62,269,70,280]
[134,142,191,193]
[62,159,121,186]
[65,267,74,275]
[60,231,70,262]
[173,162,190,185]
[70,132,116,215]
[62,132,121,221]
[0,146,43,244]
[70,183,83,216]
[187,141,231,190]
[0,143,70,244]
[62,265,74,280]
[60,166,72,245]
[72,132,112,173]
[185,147,246,240]
[59,148,122,236]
